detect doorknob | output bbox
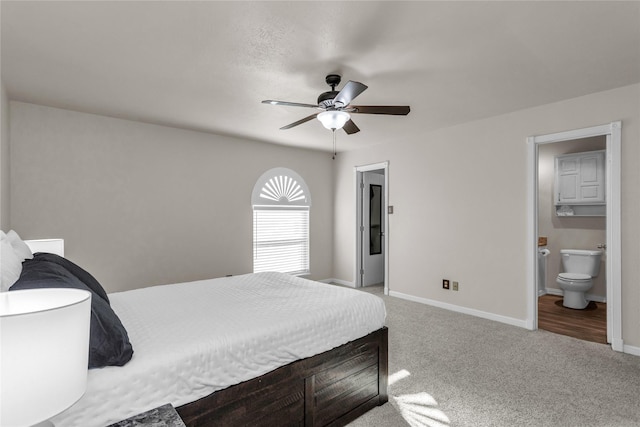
[597,243,606,250]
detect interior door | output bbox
[362,171,385,286]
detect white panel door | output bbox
[557,157,579,203]
[555,150,605,204]
[362,172,384,286]
[579,153,605,202]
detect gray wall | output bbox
[9,102,334,292]
[333,84,640,348]
[7,85,640,350]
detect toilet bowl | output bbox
[556,249,602,309]
[556,273,593,309]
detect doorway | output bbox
[355,162,389,295]
[527,122,622,351]
[536,136,607,344]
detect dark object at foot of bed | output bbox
[177,327,388,426]
[108,403,185,427]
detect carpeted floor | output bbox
[347,285,640,427]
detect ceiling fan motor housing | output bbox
[317,74,343,108]
[317,91,339,108]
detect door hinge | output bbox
[360,269,365,275]
[360,225,365,232]
[360,181,365,189]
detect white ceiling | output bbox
[2,1,639,152]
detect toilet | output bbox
[556,249,603,309]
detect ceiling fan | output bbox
[262,74,410,135]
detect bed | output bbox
[8,248,387,426]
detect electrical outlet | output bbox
[452,281,459,291]
[443,279,450,290]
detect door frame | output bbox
[526,121,622,351]
[354,161,389,295]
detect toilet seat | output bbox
[557,272,591,282]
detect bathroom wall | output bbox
[538,137,607,300]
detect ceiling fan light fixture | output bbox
[317,110,350,130]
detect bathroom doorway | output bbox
[355,162,389,295]
[527,122,622,351]
[537,136,607,344]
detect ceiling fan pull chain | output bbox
[332,129,337,160]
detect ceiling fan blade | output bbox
[280,114,318,130]
[262,100,320,109]
[342,119,360,135]
[333,81,368,107]
[351,105,411,115]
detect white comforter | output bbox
[53,272,386,427]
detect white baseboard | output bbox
[388,291,528,329]
[623,343,640,356]
[544,287,607,303]
[320,278,355,288]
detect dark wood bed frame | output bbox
[176,326,388,426]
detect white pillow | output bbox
[6,230,34,262]
[1,239,22,291]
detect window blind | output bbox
[253,207,309,275]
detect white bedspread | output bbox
[53,272,386,427]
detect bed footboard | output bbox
[177,326,388,426]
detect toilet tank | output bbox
[560,249,603,277]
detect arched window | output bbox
[251,168,311,275]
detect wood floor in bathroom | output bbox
[538,295,607,344]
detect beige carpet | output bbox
[347,285,640,427]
